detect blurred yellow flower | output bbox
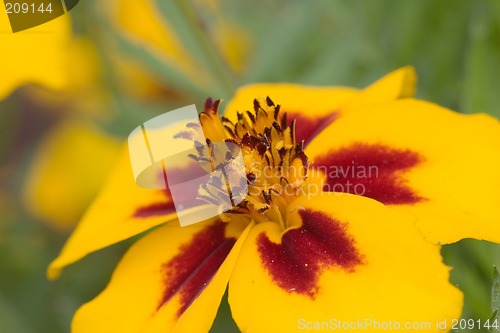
[111,0,198,77]
[23,121,120,231]
[0,11,120,231]
[212,20,250,74]
[105,0,251,99]
[0,14,71,99]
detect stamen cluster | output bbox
[194,97,310,226]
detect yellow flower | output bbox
[0,14,71,99]
[0,10,119,231]
[49,68,500,332]
[23,121,121,231]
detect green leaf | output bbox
[113,34,216,99]
[462,0,500,117]
[492,267,500,333]
[442,240,496,318]
[154,0,236,98]
[209,289,239,333]
[240,1,326,83]
[0,294,35,333]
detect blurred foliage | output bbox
[492,267,500,332]
[1,0,500,332]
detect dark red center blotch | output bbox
[312,143,424,205]
[133,162,203,219]
[158,222,236,317]
[133,190,177,218]
[284,111,338,144]
[257,209,362,298]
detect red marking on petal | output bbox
[158,222,236,317]
[284,111,338,144]
[133,191,176,218]
[258,209,362,298]
[133,162,203,219]
[313,143,424,205]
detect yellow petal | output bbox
[23,121,120,231]
[0,14,71,99]
[343,66,417,110]
[223,67,416,144]
[224,84,359,143]
[72,218,251,333]
[306,99,500,244]
[229,193,462,333]
[48,145,178,279]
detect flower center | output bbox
[195,97,311,228]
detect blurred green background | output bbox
[1,0,499,332]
